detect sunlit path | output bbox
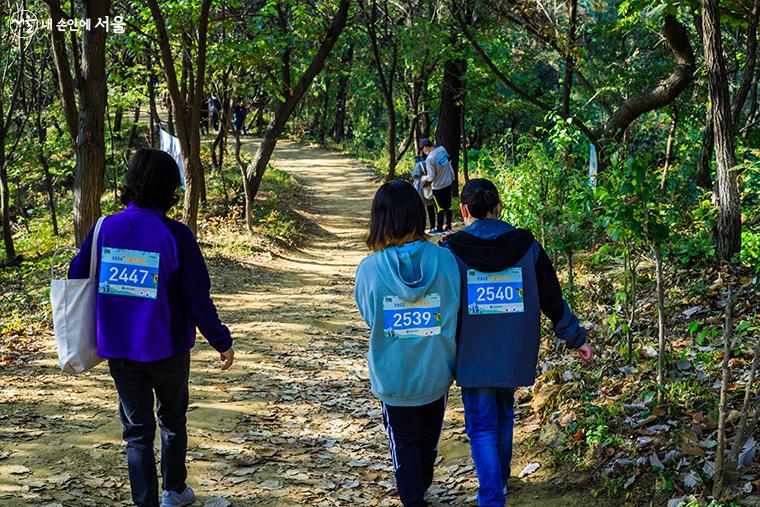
[0,140,618,506]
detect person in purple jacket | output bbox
[69,149,234,507]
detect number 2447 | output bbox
[108,267,151,284]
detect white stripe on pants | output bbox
[382,402,399,471]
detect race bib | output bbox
[467,268,524,315]
[382,293,441,339]
[99,247,160,299]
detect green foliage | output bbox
[740,231,760,273]
[472,116,594,256]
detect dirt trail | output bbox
[0,141,612,506]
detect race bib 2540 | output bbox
[382,293,441,339]
[467,267,524,315]
[99,247,160,299]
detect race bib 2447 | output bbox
[382,293,441,339]
[99,247,160,299]
[467,267,524,315]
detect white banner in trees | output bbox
[588,143,598,188]
[159,129,186,189]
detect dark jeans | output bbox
[461,388,515,507]
[109,352,191,507]
[433,185,453,230]
[425,204,436,230]
[381,396,446,507]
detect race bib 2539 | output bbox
[467,268,524,315]
[382,293,441,339]
[99,247,160,299]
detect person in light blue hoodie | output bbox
[355,180,460,507]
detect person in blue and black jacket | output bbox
[442,178,594,507]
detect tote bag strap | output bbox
[89,217,106,279]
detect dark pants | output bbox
[109,352,191,507]
[381,396,446,507]
[433,185,453,230]
[425,204,436,231]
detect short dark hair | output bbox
[120,149,181,212]
[367,180,427,251]
[460,178,501,219]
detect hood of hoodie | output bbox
[373,240,439,302]
[446,221,535,272]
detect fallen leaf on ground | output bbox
[518,462,540,478]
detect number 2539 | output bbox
[392,311,433,327]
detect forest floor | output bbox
[1,140,621,506]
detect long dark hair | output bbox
[120,149,181,212]
[460,178,501,219]
[367,180,427,251]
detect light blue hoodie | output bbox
[355,240,460,406]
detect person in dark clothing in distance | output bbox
[233,103,248,135]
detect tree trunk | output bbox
[695,115,714,188]
[212,89,231,182]
[743,66,759,140]
[245,113,287,230]
[47,0,110,245]
[243,0,350,231]
[318,78,331,144]
[436,56,465,195]
[332,45,353,143]
[72,0,111,245]
[385,99,398,181]
[127,103,141,148]
[49,2,77,148]
[655,243,666,403]
[35,95,60,237]
[730,337,760,461]
[0,142,15,261]
[701,0,742,260]
[113,106,123,135]
[421,101,431,138]
[625,251,638,363]
[167,98,175,136]
[565,250,575,310]
[461,88,468,183]
[147,0,212,235]
[661,108,679,189]
[713,281,733,498]
[148,62,159,147]
[560,0,578,119]
[731,0,759,126]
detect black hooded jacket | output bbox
[444,219,586,388]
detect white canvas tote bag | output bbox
[50,217,105,374]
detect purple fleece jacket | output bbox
[69,203,232,361]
